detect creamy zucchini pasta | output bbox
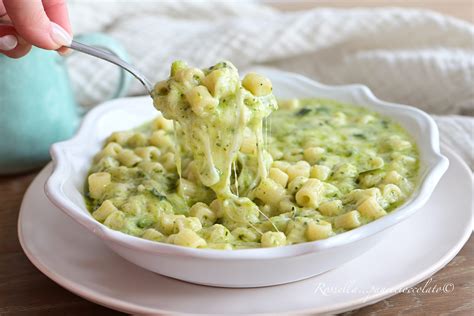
[85,61,419,249]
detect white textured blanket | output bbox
[66,0,474,170]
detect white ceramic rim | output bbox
[20,146,471,315]
[45,71,449,260]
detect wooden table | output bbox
[1,168,472,315]
[1,1,473,315]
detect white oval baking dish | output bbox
[45,69,448,287]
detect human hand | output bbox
[0,0,72,58]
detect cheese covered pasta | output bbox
[85,61,419,249]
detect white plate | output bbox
[45,71,448,287]
[18,146,472,314]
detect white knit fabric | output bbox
[66,0,474,170]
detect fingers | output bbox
[43,0,72,55]
[0,0,72,57]
[3,0,71,50]
[0,24,32,58]
[43,0,71,34]
[0,1,6,17]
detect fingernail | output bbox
[58,47,72,56]
[0,35,18,51]
[50,22,72,47]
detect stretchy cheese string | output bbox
[152,61,279,233]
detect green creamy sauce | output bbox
[85,98,419,249]
[85,62,418,250]
[270,99,419,204]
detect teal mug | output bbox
[0,33,130,174]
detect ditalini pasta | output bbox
[85,61,419,249]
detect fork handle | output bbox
[69,40,153,95]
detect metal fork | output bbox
[68,40,154,95]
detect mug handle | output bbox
[72,33,131,99]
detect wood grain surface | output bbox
[0,168,472,315]
[1,1,473,315]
